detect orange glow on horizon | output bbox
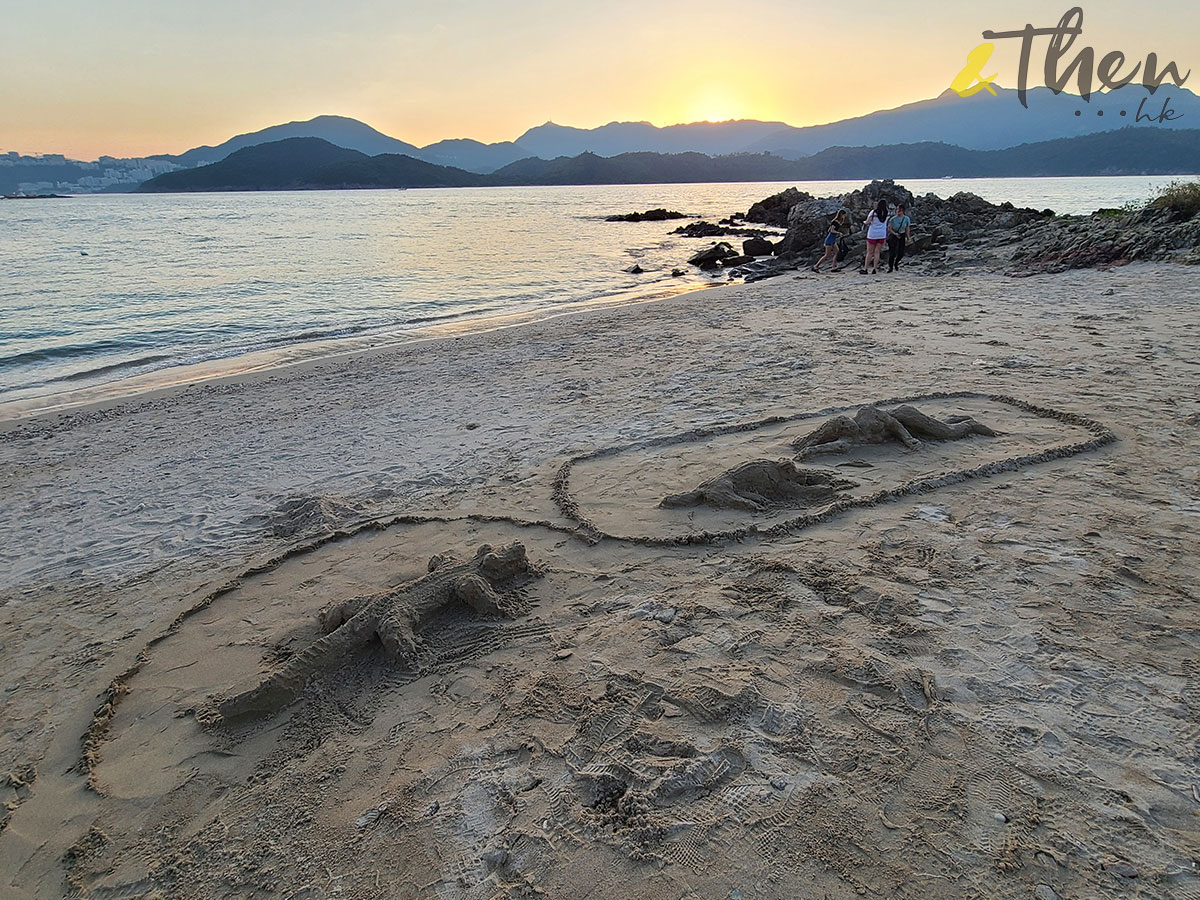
[5,1,1196,160]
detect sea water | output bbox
[0,176,1187,412]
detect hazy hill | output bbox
[511,119,796,160]
[138,139,368,191]
[746,85,1200,158]
[414,138,532,173]
[155,115,421,167]
[138,139,486,191]
[776,128,1200,179]
[456,85,1200,164]
[306,153,486,188]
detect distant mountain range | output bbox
[149,84,1200,174]
[136,127,1200,193]
[6,83,1198,195]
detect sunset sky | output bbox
[2,0,1197,159]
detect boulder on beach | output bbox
[775,197,845,256]
[719,254,754,268]
[673,221,776,239]
[688,242,737,269]
[605,208,686,222]
[672,221,730,238]
[742,237,775,257]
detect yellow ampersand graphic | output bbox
[950,42,999,97]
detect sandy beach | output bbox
[2,262,1199,899]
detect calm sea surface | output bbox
[0,176,1189,411]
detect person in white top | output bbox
[862,199,889,275]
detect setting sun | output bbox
[683,85,748,123]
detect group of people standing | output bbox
[810,201,912,275]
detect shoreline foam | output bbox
[0,278,711,427]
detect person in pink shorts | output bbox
[862,199,889,275]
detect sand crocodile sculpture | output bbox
[792,404,998,459]
[216,541,540,719]
[660,459,856,512]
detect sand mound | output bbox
[660,459,855,512]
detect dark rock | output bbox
[742,237,774,256]
[673,221,727,238]
[719,254,754,267]
[606,208,686,222]
[1007,205,1200,273]
[1102,861,1138,879]
[672,221,774,239]
[775,197,845,255]
[907,235,934,254]
[745,187,814,227]
[671,268,685,277]
[624,264,644,274]
[838,179,915,212]
[688,242,737,269]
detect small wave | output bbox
[42,353,176,384]
[402,306,500,326]
[0,339,154,370]
[259,323,375,346]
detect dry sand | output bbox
[1,263,1198,899]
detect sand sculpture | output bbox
[660,459,856,511]
[216,541,539,719]
[791,404,998,459]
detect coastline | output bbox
[0,278,712,427]
[4,176,1192,422]
[3,261,1199,898]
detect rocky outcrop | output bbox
[768,179,1051,262]
[606,208,686,222]
[745,187,813,227]
[1005,206,1200,274]
[701,178,1199,277]
[742,237,775,256]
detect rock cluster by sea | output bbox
[654,179,1200,280]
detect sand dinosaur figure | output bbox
[216,542,539,719]
[660,459,856,512]
[792,405,997,459]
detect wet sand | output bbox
[1,263,1199,899]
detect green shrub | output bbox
[1148,179,1200,216]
